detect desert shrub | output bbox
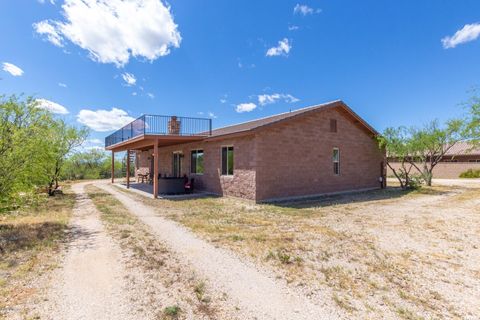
[459,169,480,178]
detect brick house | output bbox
[105,100,385,202]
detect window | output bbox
[191,150,204,174]
[330,119,337,133]
[172,152,182,177]
[333,148,340,175]
[221,146,234,175]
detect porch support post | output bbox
[111,151,115,184]
[126,150,130,189]
[153,141,159,199]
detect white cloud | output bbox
[121,72,136,86]
[208,111,217,119]
[58,82,67,87]
[38,0,56,4]
[220,99,227,104]
[442,23,480,49]
[293,4,321,16]
[258,93,299,106]
[2,62,24,76]
[33,0,182,67]
[147,93,155,99]
[288,25,299,31]
[266,38,291,57]
[132,92,137,96]
[77,107,135,131]
[33,20,64,47]
[236,103,257,113]
[87,138,103,144]
[35,98,69,114]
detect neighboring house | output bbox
[105,100,385,202]
[387,142,480,179]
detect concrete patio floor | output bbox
[115,182,213,200]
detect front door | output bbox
[172,152,182,177]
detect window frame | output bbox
[333,147,340,175]
[221,145,234,176]
[190,149,204,175]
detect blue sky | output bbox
[1,0,480,148]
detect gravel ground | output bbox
[97,182,342,320]
[34,182,140,319]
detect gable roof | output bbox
[208,100,378,139]
[445,141,480,156]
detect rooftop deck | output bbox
[105,114,212,151]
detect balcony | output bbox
[105,114,212,149]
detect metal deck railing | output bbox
[105,114,212,148]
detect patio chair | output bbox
[184,178,195,194]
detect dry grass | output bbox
[87,185,228,320]
[0,187,75,319]
[116,183,480,319]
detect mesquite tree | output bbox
[378,127,416,189]
[408,119,468,186]
[380,95,479,187]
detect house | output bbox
[105,100,385,202]
[387,141,480,179]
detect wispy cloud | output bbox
[293,4,321,16]
[35,98,69,114]
[258,93,299,106]
[121,72,136,86]
[77,107,135,131]
[33,0,182,67]
[33,20,63,47]
[147,93,155,99]
[208,111,217,119]
[442,23,480,49]
[266,38,291,57]
[2,62,24,76]
[288,25,299,31]
[236,102,257,113]
[58,82,67,87]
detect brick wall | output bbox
[255,108,384,201]
[135,108,384,202]
[387,162,480,179]
[136,135,257,200]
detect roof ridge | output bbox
[211,99,342,132]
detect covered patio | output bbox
[105,114,212,198]
[115,182,212,200]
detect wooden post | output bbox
[153,142,159,199]
[126,150,130,189]
[111,151,115,183]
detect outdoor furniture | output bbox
[184,178,195,194]
[158,177,185,194]
[136,168,149,183]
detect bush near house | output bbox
[459,169,480,178]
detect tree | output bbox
[408,119,469,186]
[380,94,480,187]
[0,95,54,204]
[378,127,417,189]
[44,120,88,195]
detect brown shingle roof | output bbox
[445,141,480,156]
[208,100,377,138]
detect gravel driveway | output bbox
[36,182,137,319]
[97,182,341,320]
